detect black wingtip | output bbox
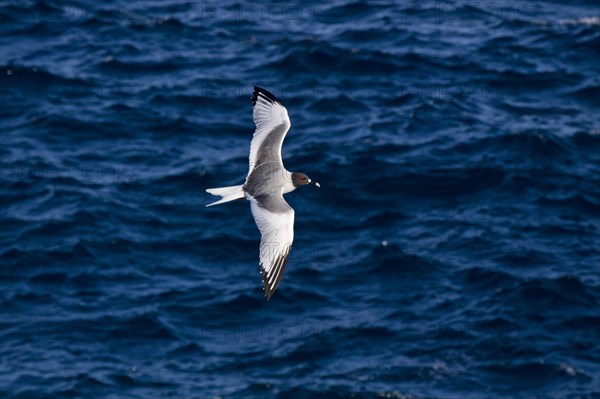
[252,86,279,105]
[259,247,291,301]
[260,265,272,300]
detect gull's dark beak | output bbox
[309,179,320,188]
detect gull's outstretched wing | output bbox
[249,193,295,300]
[247,86,291,178]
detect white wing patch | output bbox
[250,197,295,300]
[247,87,291,178]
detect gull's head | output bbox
[292,172,320,188]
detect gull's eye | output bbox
[300,176,306,181]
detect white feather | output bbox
[247,92,291,177]
[249,196,295,298]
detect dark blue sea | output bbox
[1,1,599,398]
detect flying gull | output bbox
[206,86,320,300]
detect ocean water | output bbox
[1,0,599,398]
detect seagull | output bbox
[206,86,320,300]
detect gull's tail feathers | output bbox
[205,185,245,207]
